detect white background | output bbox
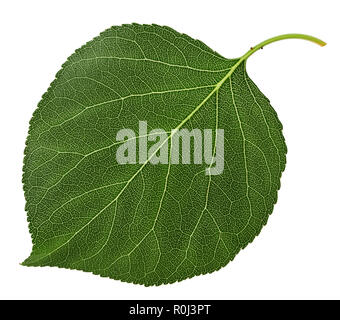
[0,0,339,300]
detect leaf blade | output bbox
[23,24,287,285]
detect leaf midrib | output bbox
[25,56,246,265]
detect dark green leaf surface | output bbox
[23,24,287,285]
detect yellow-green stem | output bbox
[241,33,326,61]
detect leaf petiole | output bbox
[241,33,326,62]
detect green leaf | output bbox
[22,24,325,285]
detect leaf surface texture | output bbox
[23,24,287,285]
